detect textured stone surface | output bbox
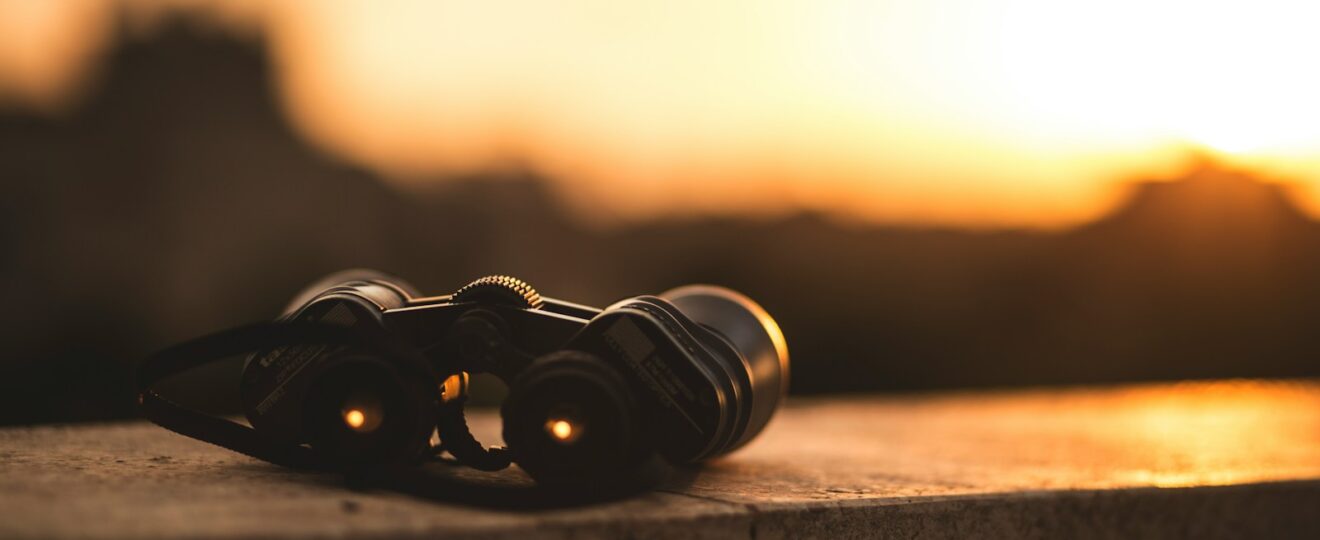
[2,380,1318,538]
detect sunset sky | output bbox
[3,0,1320,227]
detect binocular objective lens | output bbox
[299,357,434,465]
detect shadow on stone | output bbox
[341,458,693,510]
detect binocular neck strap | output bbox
[137,322,368,471]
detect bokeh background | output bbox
[3,0,1319,424]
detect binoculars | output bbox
[139,271,789,492]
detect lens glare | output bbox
[543,403,585,444]
[549,417,586,440]
[338,390,384,433]
[546,418,579,443]
[344,409,366,429]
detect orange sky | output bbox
[3,0,1320,227]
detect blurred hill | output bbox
[2,15,1318,424]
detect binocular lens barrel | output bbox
[659,285,789,451]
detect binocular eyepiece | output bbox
[139,271,789,492]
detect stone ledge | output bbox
[2,380,1318,538]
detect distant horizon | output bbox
[5,10,1320,421]
[4,0,1320,228]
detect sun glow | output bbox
[984,0,1320,156]
[5,0,1320,226]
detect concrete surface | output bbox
[1,380,1318,538]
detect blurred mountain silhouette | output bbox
[2,13,1318,424]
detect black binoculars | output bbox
[139,271,789,493]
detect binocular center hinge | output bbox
[437,309,533,382]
